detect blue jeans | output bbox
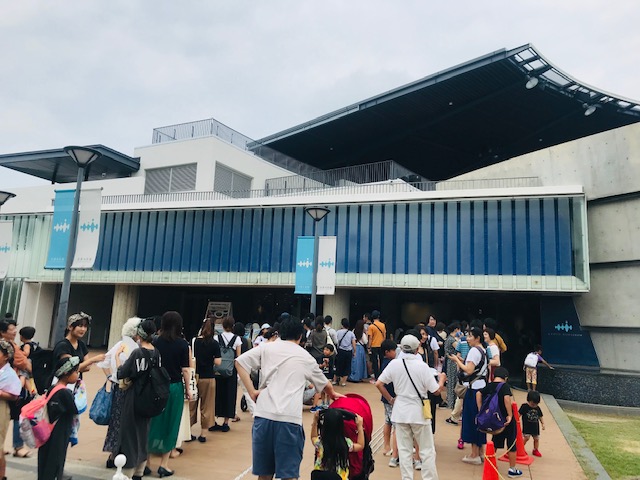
[13,418,23,449]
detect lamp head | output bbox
[63,146,102,168]
[525,76,539,90]
[304,206,330,222]
[0,191,16,207]
[583,104,597,117]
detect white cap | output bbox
[260,323,271,330]
[400,335,420,353]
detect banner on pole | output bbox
[45,190,75,269]
[0,221,13,279]
[294,236,315,294]
[72,189,102,269]
[317,236,337,295]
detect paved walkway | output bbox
[5,355,587,480]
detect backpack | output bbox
[12,343,30,371]
[30,349,54,395]
[19,384,66,448]
[134,349,171,418]
[475,382,507,434]
[213,334,237,378]
[524,352,539,368]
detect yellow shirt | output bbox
[368,320,386,348]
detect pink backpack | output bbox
[19,384,66,448]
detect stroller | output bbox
[318,393,374,480]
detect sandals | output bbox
[232,415,241,422]
[169,448,183,458]
[13,447,31,458]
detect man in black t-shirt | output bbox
[476,367,523,478]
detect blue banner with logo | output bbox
[45,189,75,269]
[540,296,599,366]
[294,236,315,294]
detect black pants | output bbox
[370,347,383,378]
[335,349,352,378]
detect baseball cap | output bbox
[260,323,271,330]
[400,335,420,353]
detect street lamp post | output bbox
[53,146,101,344]
[304,206,330,316]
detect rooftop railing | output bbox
[152,118,320,176]
[102,177,542,205]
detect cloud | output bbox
[1,0,639,189]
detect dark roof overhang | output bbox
[255,44,640,180]
[0,145,140,183]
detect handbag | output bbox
[185,339,199,402]
[89,381,113,425]
[454,381,468,399]
[402,359,432,420]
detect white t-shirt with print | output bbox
[464,346,487,389]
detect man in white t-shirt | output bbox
[236,317,342,480]
[376,335,445,480]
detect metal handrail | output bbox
[102,177,541,205]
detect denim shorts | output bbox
[384,403,393,426]
[252,417,305,479]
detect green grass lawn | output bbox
[567,411,640,480]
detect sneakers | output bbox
[461,455,482,465]
[310,405,323,413]
[457,439,464,449]
[508,468,523,477]
[445,417,459,425]
[413,460,422,470]
[439,402,449,408]
[388,457,399,468]
[532,449,542,457]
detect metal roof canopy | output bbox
[256,44,640,181]
[0,145,140,183]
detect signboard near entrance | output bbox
[205,301,233,334]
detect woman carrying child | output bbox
[311,409,365,480]
[37,356,80,480]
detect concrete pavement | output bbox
[5,353,588,480]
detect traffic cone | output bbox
[482,441,499,480]
[499,402,534,465]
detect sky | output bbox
[1,1,639,190]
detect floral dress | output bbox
[313,437,354,480]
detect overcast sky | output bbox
[2,1,639,190]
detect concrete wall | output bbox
[453,122,640,372]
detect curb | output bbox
[542,393,611,480]
[557,398,640,418]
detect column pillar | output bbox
[322,288,350,329]
[108,285,139,348]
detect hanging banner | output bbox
[45,190,75,269]
[317,236,337,295]
[0,221,13,279]
[72,189,102,269]
[294,236,315,294]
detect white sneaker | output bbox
[388,457,399,468]
[461,455,482,465]
[413,460,422,470]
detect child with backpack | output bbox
[37,356,79,480]
[523,345,554,391]
[311,408,365,480]
[476,367,522,478]
[519,390,545,457]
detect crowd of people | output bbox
[0,309,554,480]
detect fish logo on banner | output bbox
[317,236,337,295]
[0,221,13,279]
[45,190,75,269]
[294,236,315,294]
[45,189,102,269]
[72,189,102,269]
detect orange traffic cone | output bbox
[499,402,534,466]
[482,441,499,480]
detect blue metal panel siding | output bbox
[94,198,577,277]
